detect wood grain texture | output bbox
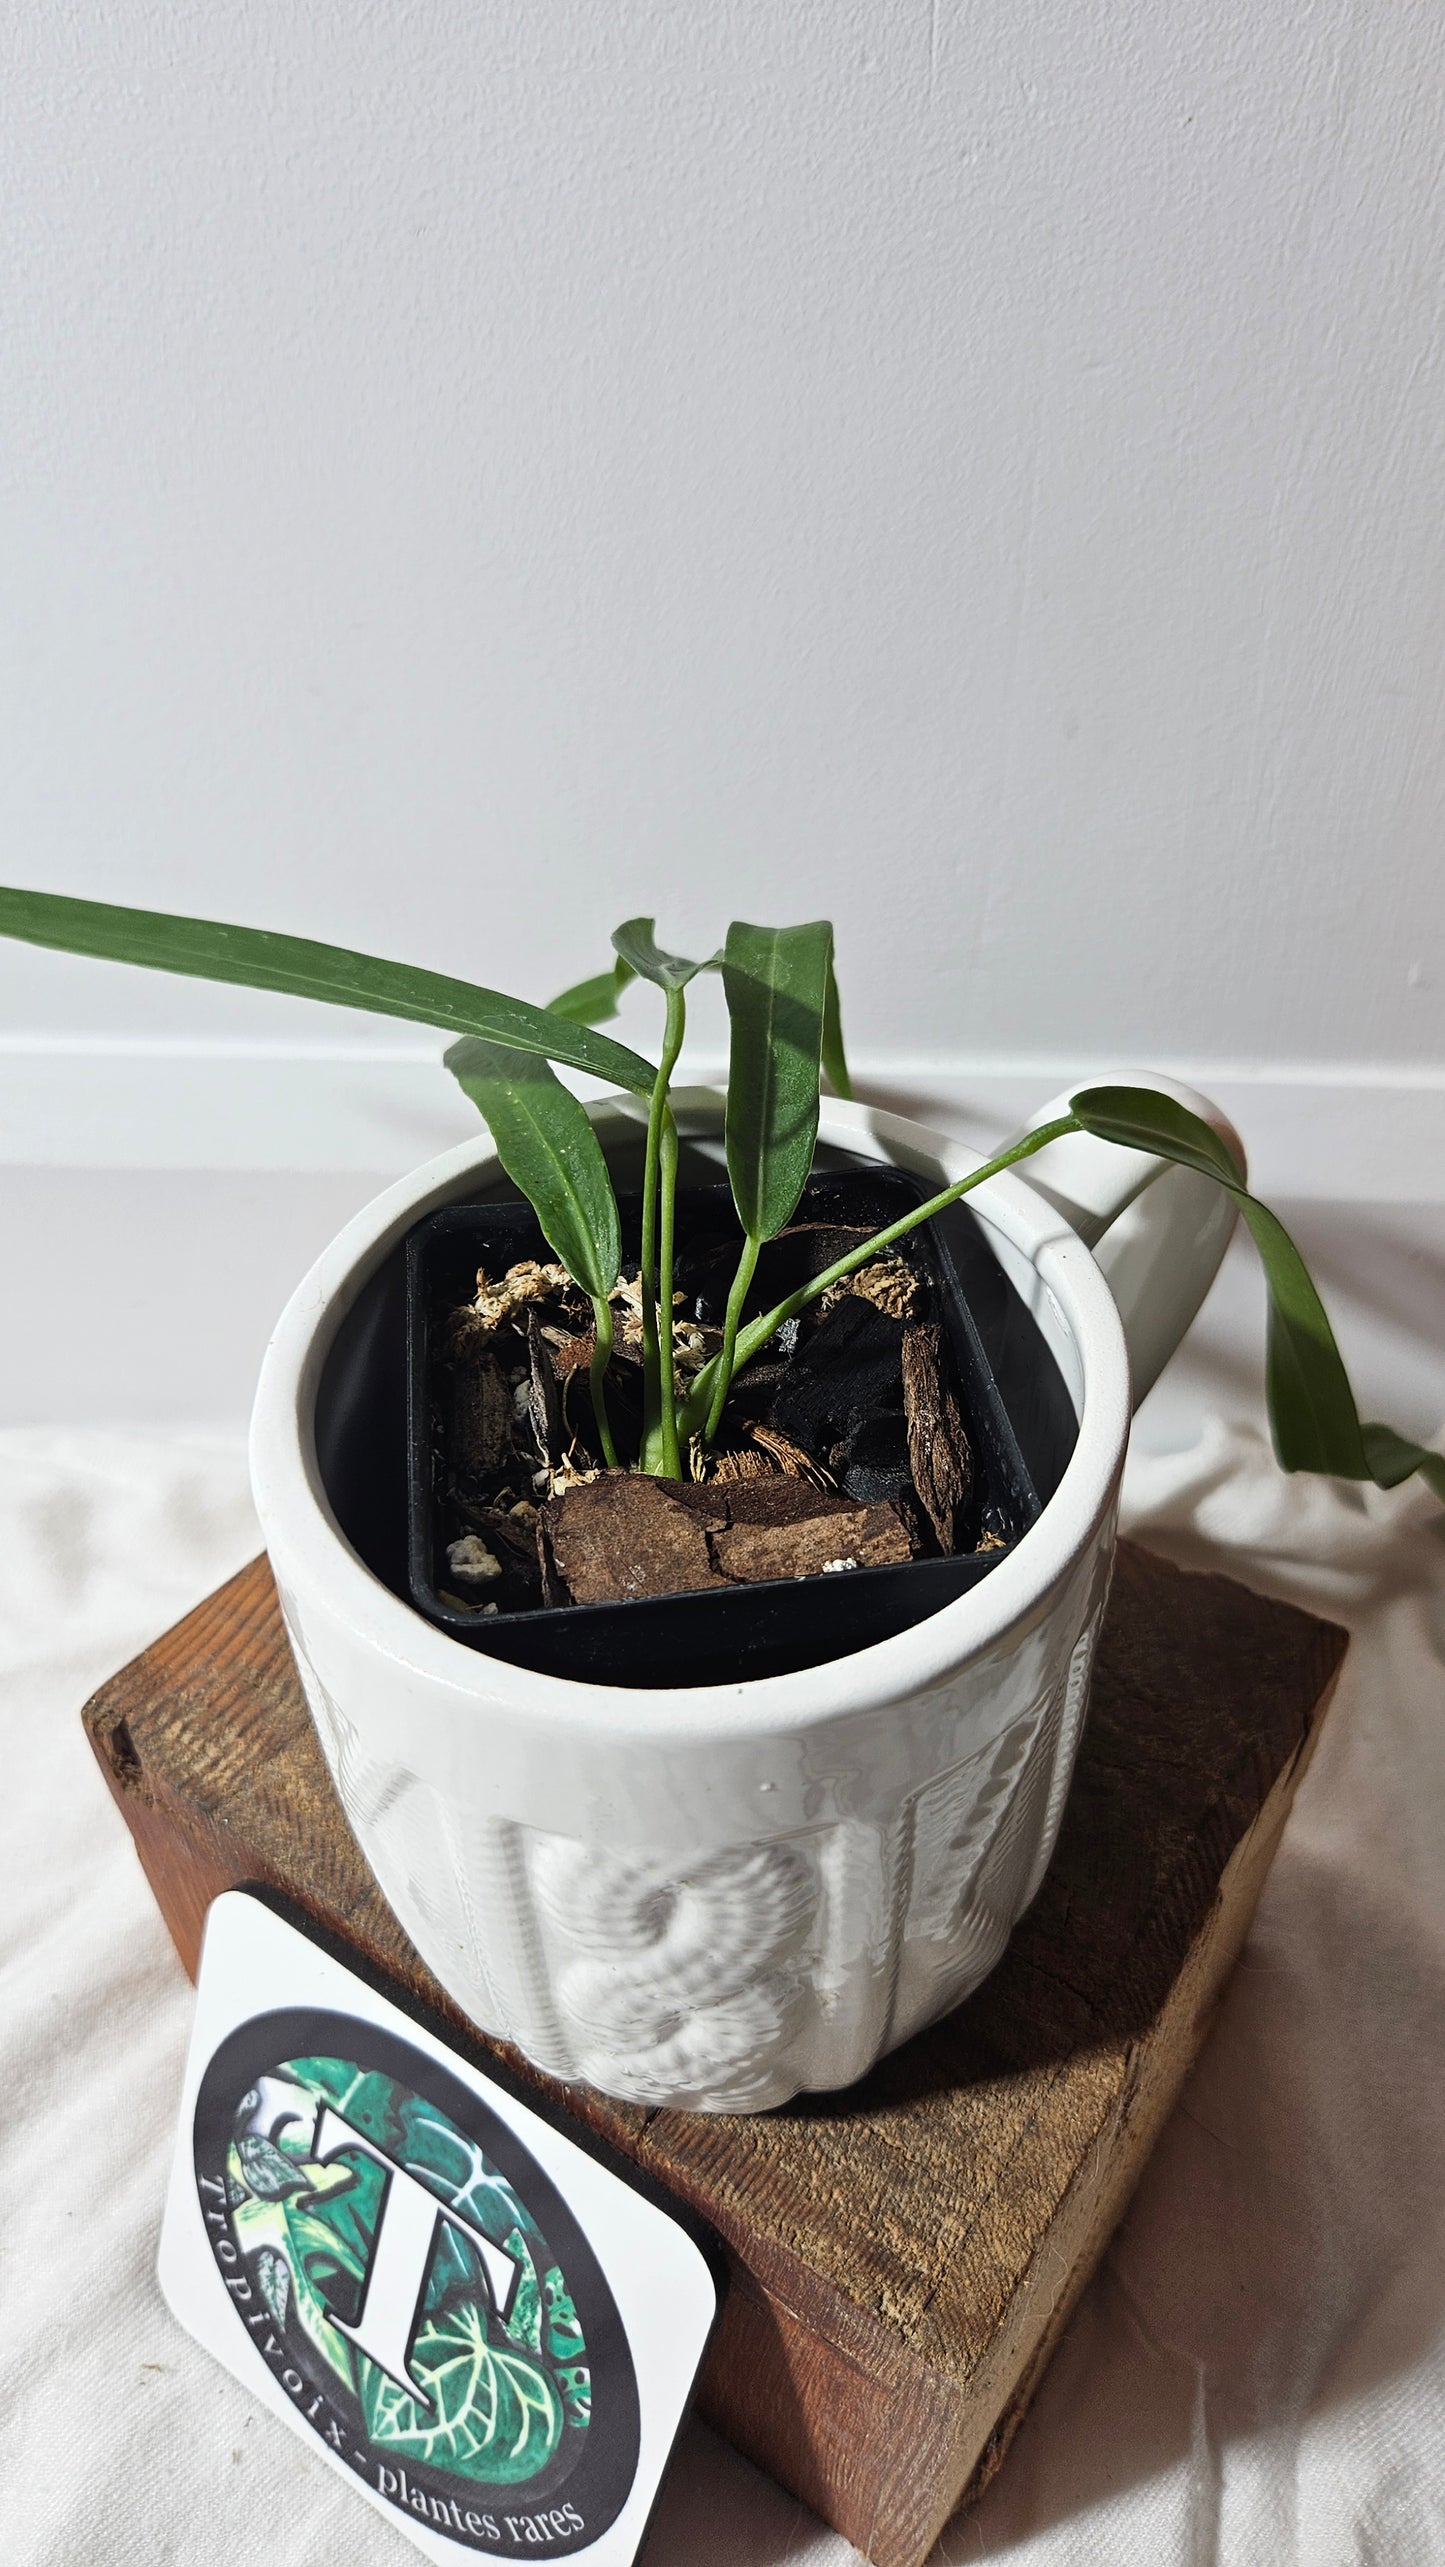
[84,1541,1345,2567]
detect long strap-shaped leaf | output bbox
[611,916,719,991]
[547,956,636,1025]
[821,953,853,1100]
[0,886,656,1095]
[721,919,833,1242]
[549,915,720,1022]
[1071,1085,1445,1501]
[445,1037,621,1299]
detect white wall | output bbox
[2,1,1443,1420]
[4,3,1443,1086]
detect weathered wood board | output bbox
[84,1542,1345,2567]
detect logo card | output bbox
[159,1890,725,2563]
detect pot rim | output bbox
[249,1090,1130,1737]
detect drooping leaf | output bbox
[821,952,853,1100]
[1068,1084,1246,1188]
[721,920,833,1243]
[1070,1084,1442,1499]
[1232,1192,1369,1479]
[1360,1421,1445,1502]
[611,916,719,990]
[445,1037,621,1299]
[547,956,636,1024]
[0,886,656,1094]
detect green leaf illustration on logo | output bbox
[361,2301,564,2482]
[544,2270,591,2427]
[223,2054,590,2491]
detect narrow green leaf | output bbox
[1068,1084,1246,1188]
[821,953,853,1101]
[546,957,636,1025]
[444,1038,621,1299]
[0,886,656,1095]
[1232,1194,1369,1477]
[611,917,718,991]
[1070,1083,1441,1500]
[1360,1422,1445,1501]
[721,919,833,1241]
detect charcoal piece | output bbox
[902,1322,973,1553]
[674,1223,882,1330]
[671,1228,752,1322]
[711,1500,915,1586]
[768,1297,908,1461]
[721,1355,791,1417]
[835,1410,914,1508]
[765,1223,877,1287]
[445,1343,512,1476]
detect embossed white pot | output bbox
[251,1082,1240,2113]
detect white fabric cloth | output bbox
[2,1422,1443,2566]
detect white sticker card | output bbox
[159,1890,725,2564]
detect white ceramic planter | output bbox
[251,1081,1240,2113]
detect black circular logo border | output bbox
[194,2007,641,2554]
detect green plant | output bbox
[0,884,1439,1505]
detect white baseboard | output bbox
[0,1038,475,1176]
[0,1038,1441,1201]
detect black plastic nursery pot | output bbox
[314,1136,1078,1691]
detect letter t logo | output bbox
[309,2107,521,2405]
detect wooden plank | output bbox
[84,1541,1345,2567]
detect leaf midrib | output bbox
[509,1084,607,1289]
[742,927,784,1238]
